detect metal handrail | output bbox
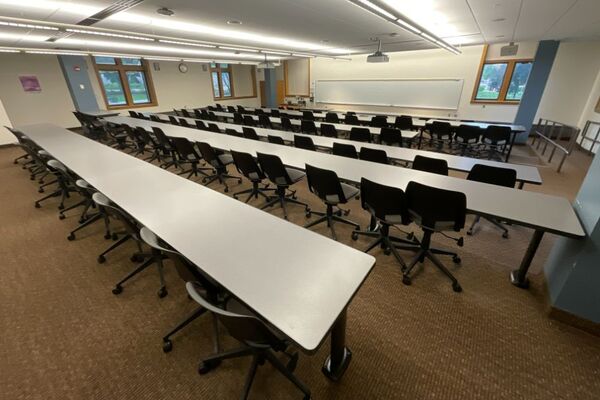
[579,120,600,155]
[530,118,580,172]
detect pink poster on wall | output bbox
[19,75,42,92]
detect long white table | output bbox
[80,110,121,118]
[19,123,376,380]
[166,114,541,186]
[108,116,585,289]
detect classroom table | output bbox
[108,116,585,289]
[164,114,542,187]
[80,110,121,118]
[19,123,376,381]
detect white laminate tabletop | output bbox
[164,114,540,184]
[108,117,583,238]
[80,110,121,118]
[18,123,376,352]
[425,119,527,132]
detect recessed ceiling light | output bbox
[492,18,506,22]
[227,20,242,25]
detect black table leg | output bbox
[417,128,424,149]
[510,229,544,289]
[505,131,518,162]
[322,309,352,381]
[518,181,525,189]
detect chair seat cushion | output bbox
[341,182,359,200]
[286,167,305,183]
[218,154,233,165]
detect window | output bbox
[210,63,234,99]
[92,57,157,109]
[473,59,533,103]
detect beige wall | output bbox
[0,53,78,132]
[0,97,14,145]
[486,42,538,60]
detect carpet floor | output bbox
[1,142,599,400]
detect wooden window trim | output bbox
[92,57,158,110]
[471,45,532,105]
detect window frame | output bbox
[92,57,158,110]
[210,63,235,100]
[471,47,533,104]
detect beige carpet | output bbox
[1,143,599,400]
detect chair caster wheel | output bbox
[104,233,111,240]
[34,203,41,208]
[407,232,414,240]
[233,195,238,199]
[162,340,173,353]
[67,233,75,241]
[351,232,358,241]
[467,229,473,236]
[59,214,65,220]
[336,209,342,216]
[157,287,168,298]
[402,275,412,286]
[305,211,311,218]
[224,187,229,193]
[452,256,461,264]
[130,254,143,262]
[198,360,221,375]
[112,233,119,241]
[38,188,44,193]
[58,205,64,210]
[238,179,242,184]
[344,210,350,216]
[452,282,463,293]
[502,232,509,239]
[383,248,391,255]
[112,285,122,295]
[97,255,106,264]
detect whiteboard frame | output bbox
[314,78,464,111]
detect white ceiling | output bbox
[0,0,599,60]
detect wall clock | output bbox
[178,63,188,73]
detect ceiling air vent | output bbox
[78,0,145,26]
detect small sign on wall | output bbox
[19,75,41,92]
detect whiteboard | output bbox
[314,79,464,110]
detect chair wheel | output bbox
[198,360,220,375]
[130,254,143,262]
[224,187,229,193]
[97,255,106,264]
[38,188,44,193]
[59,214,65,220]
[112,233,119,241]
[336,209,342,216]
[233,195,238,199]
[452,256,461,264]
[351,231,358,241]
[467,229,473,236]
[305,211,311,218]
[34,203,41,208]
[344,209,350,216]
[502,232,509,239]
[58,204,64,210]
[452,282,463,293]
[162,340,173,353]
[402,275,412,286]
[104,233,111,240]
[407,232,414,240]
[383,248,391,255]
[112,285,122,295]
[67,233,75,241]
[157,287,168,298]
[238,178,242,184]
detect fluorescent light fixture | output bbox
[262,50,292,56]
[66,28,154,41]
[420,32,437,43]
[26,50,87,55]
[395,18,421,34]
[355,0,395,20]
[158,39,216,48]
[219,46,259,53]
[292,53,315,58]
[0,20,58,30]
[0,48,20,53]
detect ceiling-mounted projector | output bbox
[367,39,389,63]
[500,42,519,57]
[258,53,276,69]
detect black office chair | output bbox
[215,103,224,111]
[302,110,315,121]
[34,159,78,210]
[169,115,180,126]
[403,181,466,292]
[349,127,371,143]
[380,127,404,147]
[332,142,358,159]
[66,179,113,242]
[254,108,265,116]
[233,112,244,125]
[454,125,482,156]
[325,112,340,123]
[242,127,260,141]
[151,127,177,169]
[344,114,360,125]
[195,142,241,192]
[320,123,338,138]
[92,193,167,297]
[149,114,161,123]
[227,106,236,113]
[351,178,418,267]
[128,110,139,118]
[394,115,414,131]
[258,115,272,129]
[237,105,246,113]
[359,147,389,164]
[194,109,203,119]
[226,128,243,138]
[412,155,448,176]
[243,115,256,126]
[193,285,311,400]
[300,120,318,135]
[181,109,191,118]
[200,109,211,120]
[271,109,280,117]
[208,112,218,121]
[466,164,516,238]
[481,125,511,160]
[304,164,360,240]
[370,115,388,128]
[294,135,317,151]
[427,121,453,151]
[207,123,221,133]
[170,137,211,179]
[281,116,296,132]
[179,118,192,128]
[195,120,207,130]
[231,150,276,203]
[257,153,309,219]
[267,135,286,145]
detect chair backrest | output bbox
[270,109,280,117]
[128,110,138,118]
[320,123,338,138]
[227,106,236,113]
[179,118,191,128]
[237,105,246,113]
[243,115,256,126]
[344,114,359,125]
[201,109,210,119]
[242,127,259,140]
[332,142,358,158]
[215,103,223,111]
[370,115,388,128]
[151,127,171,148]
[281,117,294,131]
[302,111,315,121]
[300,119,317,135]
[208,112,218,121]
[168,115,179,125]
[483,125,511,144]
[406,181,466,232]
[196,142,221,168]
[467,164,517,188]
[255,108,265,115]
[268,135,285,145]
[231,150,265,181]
[455,125,481,144]
[192,120,205,130]
[170,136,199,160]
[256,152,291,186]
[181,109,191,118]
[380,127,403,147]
[259,115,272,128]
[194,109,203,119]
[92,192,140,236]
[359,147,389,164]
[349,127,371,143]
[207,123,221,133]
[430,121,452,139]
[412,155,448,176]
[325,112,340,123]
[150,115,161,122]
[226,128,243,137]
[233,112,243,124]
[360,178,410,225]
[394,116,413,130]
[305,163,348,204]
[294,135,316,151]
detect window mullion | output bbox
[499,61,516,101]
[119,69,134,106]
